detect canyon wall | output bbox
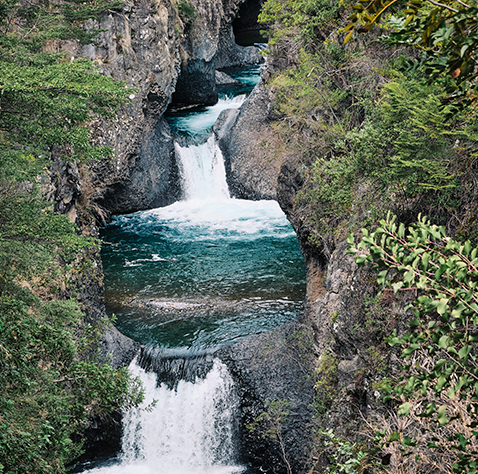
[49,0,396,470]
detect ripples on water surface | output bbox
[101,198,306,349]
[101,64,306,350]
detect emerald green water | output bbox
[101,199,305,349]
[100,65,306,350]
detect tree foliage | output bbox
[0,0,129,163]
[343,0,478,107]
[259,0,343,45]
[348,213,478,473]
[0,1,144,472]
[0,288,144,474]
[320,429,368,474]
[247,399,293,474]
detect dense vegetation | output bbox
[258,0,478,471]
[349,214,478,473]
[0,1,144,472]
[259,0,478,254]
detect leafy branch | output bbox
[247,399,293,474]
[348,213,478,473]
[341,0,478,108]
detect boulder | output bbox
[214,81,286,200]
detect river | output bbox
[79,66,306,474]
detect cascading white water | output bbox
[88,82,305,473]
[176,135,230,201]
[83,359,244,474]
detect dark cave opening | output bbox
[232,0,267,46]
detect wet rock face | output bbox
[96,117,181,215]
[172,58,219,106]
[59,0,184,215]
[215,25,264,69]
[218,322,316,474]
[214,81,285,200]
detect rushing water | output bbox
[80,66,306,473]
[81,359,243,474]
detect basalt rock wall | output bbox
[218,323,317,474]
[214,79,287,200]
[55,0,263,218]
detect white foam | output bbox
[82,359,244,474]
[125,255,169,267]
[176,136,230,201]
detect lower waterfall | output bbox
[82,358,243,474]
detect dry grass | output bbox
[365,351,478,474]
[77,162,110,225]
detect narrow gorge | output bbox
[57,2,399,472]
[4,0,477,472]
[65,7,319,472]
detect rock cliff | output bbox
[67,0,264,216]
[214,80,286,200]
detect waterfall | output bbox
[176,135,230,201]
[83,358,243,474]
[89,70,305,474]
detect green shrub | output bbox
[348,213,478,473]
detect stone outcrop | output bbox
[214,80,287,200]
[215,69,242,85]
[218,323,316,474]
[215,26,264,69]
[95,116,182,214]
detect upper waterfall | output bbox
[168,94,247,138]
[175,136,230,201]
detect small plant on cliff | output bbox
[314,351,338,420]
[320,429,368,474]
[176,0,198,31]
[348,212,478,473]
[247,399,293,474]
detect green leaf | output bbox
[457,433,467,450]
[398,222,405,238]
[377,269,388,285]
[421,252,431,270]
[392,281,404,292]
[458,345,472,360]
[433,359,446,371]
[404,268,415,285]
[437,405,449,425]
[438,335,450,349]
[435,375,447,392]
[436,298,449,315]
[388,431,401,442]
[398,402,412,416]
